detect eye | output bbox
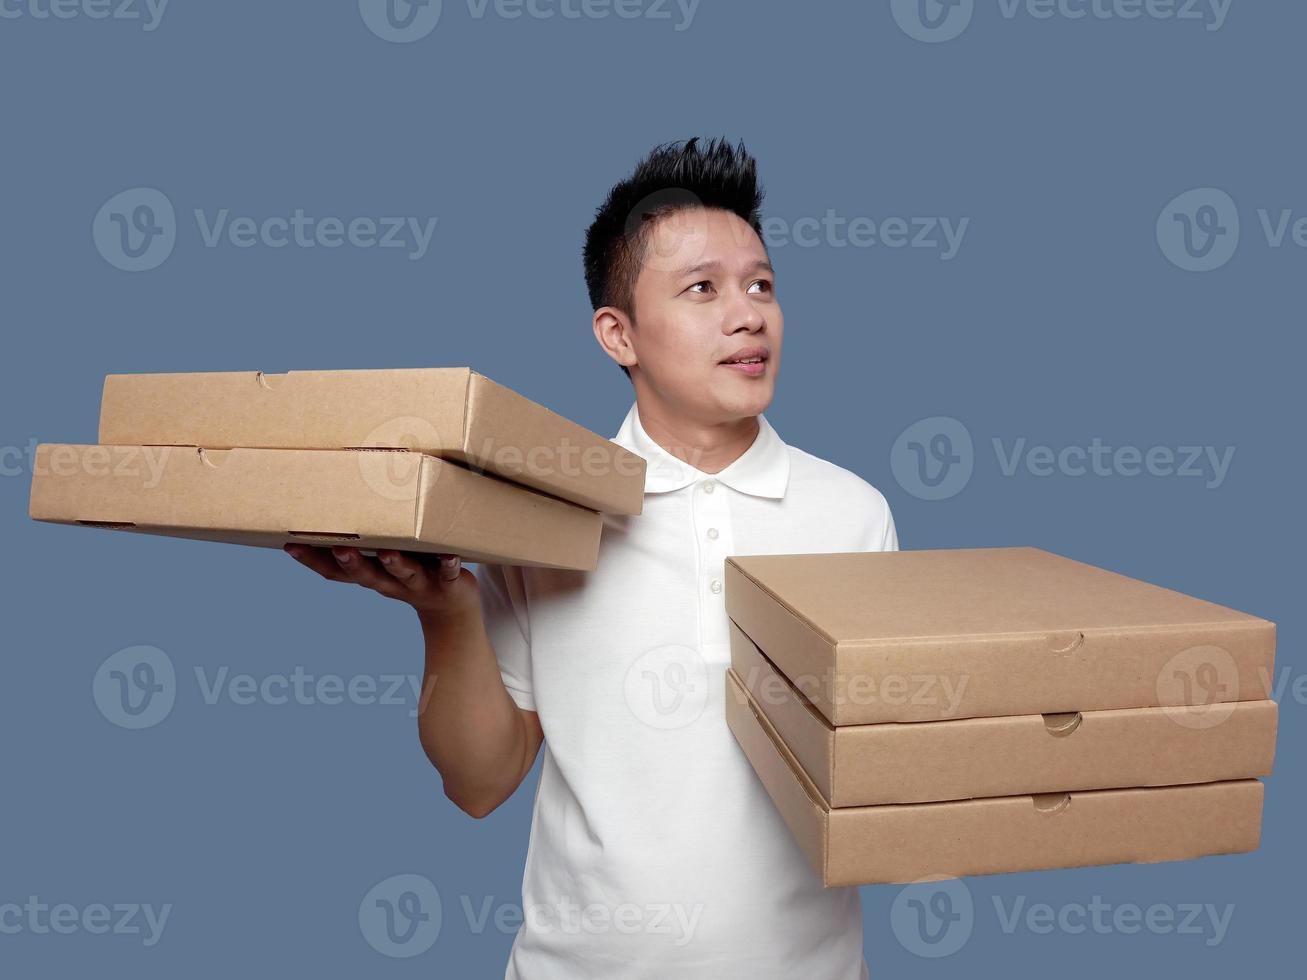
[748,280,773,294]
[686,281,714,295]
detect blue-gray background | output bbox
[1,0,1301,975]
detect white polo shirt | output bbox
[476,400,898,980]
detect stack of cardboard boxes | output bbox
[29,368,646,570]
[724,547,1277,886]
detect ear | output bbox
[593,307,638,372]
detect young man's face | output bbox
[624,206,782,424]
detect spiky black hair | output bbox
[583,137,766,380]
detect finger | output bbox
[285,543,349,581]
[377,550,428,590]
[331,547,400,594]
[437,554,462,583]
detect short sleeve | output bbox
[858,482,899,553]
[474,562,536,712]
[880,503,900,552]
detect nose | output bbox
[723,286,767,335]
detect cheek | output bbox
[650,316,714,364]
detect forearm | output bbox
[415,606,533,816]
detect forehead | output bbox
[637,207,768,282]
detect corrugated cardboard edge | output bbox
[99,367,475,449]
[96,375,115,445]
[29,444,423,537]
[732,619,1278,806]
[415,454,602,571]
[822,778,1264,888]
[725,668,830,883]
[97,368,645,515]
[725,552,1277,725]
[729,619,837,801]
[30,444,601,570]
[462,372,645,516]
[726,560,840,715]
[726,669,1265,887]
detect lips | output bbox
[720,346,769,365]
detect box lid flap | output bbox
[727,547,1271,643]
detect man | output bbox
[286,137,897,978]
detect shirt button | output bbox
[710,579,722,594]
[706,527,719,540]
[702,480,716,494]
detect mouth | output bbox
[719,347,770,377]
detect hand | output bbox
[283,544,481,619]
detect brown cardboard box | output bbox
[97,367,646,515]
[726,547,1276,725]
[731,620,1278,806]
[725,669,1264,887]
[29,443,602,570]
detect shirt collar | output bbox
[611,401,791,499]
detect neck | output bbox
[634,396,760,475]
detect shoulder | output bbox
[785,444,894,523]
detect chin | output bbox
[717,379,774,419]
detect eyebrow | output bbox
[675,258,774,279]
